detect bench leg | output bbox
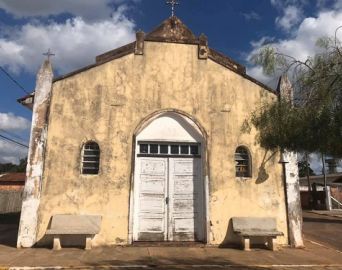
[242,238,251,251]
[53,237,62,250]
[85,236,92,250]
[267,237,277,251]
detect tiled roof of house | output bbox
[0,172,26,183]
[299,173,342,186]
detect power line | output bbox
[0,134,29,149]
[0,66,29,95]
[0,129,28,144]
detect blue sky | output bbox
[0,0,341,172]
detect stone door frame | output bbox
[128,109,210,244]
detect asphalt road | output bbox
[303,210,342,251]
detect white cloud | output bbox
[272,10,342,61]
[0,0,139,21]
[275,5,303,31]
[247,9,342,87]
[313,155,325,174]
[0,113,31,131]
[0,113,30,164]
[335,0,342,9]
[297,153,342,175]
[242,11,261,21]
[316,0,342,10]
[270,0,307,9]
[250,36,275,48]
[0,7,136,74]
[0,140,28,164]
[247,66,279,89]
[270,0,308,32]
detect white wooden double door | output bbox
[134,157,204,242]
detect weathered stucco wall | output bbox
[37,41,288,246]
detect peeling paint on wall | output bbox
[17,60,53,248]
[283,151,304,248]
[278,75,304,248]
[27,42,289,247]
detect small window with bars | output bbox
[82,141,100,175]
[235,146,251,178]
[138,142,200,157]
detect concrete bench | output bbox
[46,215,102,250]
[232,217,283,251]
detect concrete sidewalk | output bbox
[0,240,341,269]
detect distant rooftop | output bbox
[0,172,26,183]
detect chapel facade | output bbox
[17,16,303,248]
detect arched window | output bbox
[82,141,100,175]
[235,146,251,178]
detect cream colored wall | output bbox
[37,41,288,246]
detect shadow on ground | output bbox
[0,211,341,269]
[303,216,342,224]
[85,257,271,270]
[0,213,20,248]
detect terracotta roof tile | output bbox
[0,173,26,183]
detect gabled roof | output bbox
[19,16,276,107]
[17,93,34,110]
[145,16,197,43]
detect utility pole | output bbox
[305,153,312,208]
[321,153,331,211]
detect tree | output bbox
[298,161,315,178]
[250,27,342,158]
[16,158,27,172]
[0,157,27,174]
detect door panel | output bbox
[140,178,165,194]
[135,156,204,242]
[139,194,165,212]
[173,176,196,194]
[136,158,167,241]
[168,158,204,242]
[173,197,195,212]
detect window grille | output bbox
[82,141,100,175]
[235,146,251,178]
[138,142,201,157]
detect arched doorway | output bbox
[132,111,207,242]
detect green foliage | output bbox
[298,161,315,178]
[251,101,314,152]
[252,46,288,76]
[0,157,27,174]
[251,27,342,157]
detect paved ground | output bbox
[0,213,341,269]
[303,210,342,251]
[309,210,342,219]
[0,242,341,269]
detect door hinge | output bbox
[165,197,169,204]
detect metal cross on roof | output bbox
[166,0,179,17]
[43,48,55,61]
